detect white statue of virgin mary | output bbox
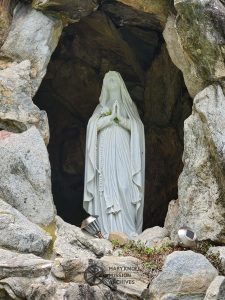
[83,71,145,239]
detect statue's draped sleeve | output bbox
[83,105,101,214]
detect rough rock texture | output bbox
[0,198,51,255]
[164,1,225,97]
[108,0,172,29]
[1,3,63,96]
[0,127,56,226]
[133,226,169,247]
[204,276,225,300]
[0,249,52,279]
[98,255,149,298]
[0,276,125,299]
[0,1,12,48]
[208,247,225,273]
[0,60,49,143]
[109,231,130,246]
[32,0,100,22]
[51,257,89,283]
[163,15,205,98]
[165,85,225,243]
[149,250,218,300]
[53,216,113,259]
[26,281,124,300]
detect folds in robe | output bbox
[83,71,145,235]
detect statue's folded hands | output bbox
[116,117,131,130]
[97,115,113,131]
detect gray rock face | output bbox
[26,281,123,300]
[0,198,51,255]
[0,249,52,279]
[149,250,218,300]
[98,255,149,298]
[53,216,113,259]
[0,127,56,226]
[174,0,225,83]
[0,277,33,300]
[164,0,225,98]
[208,247,225,273]
[102,1,163,31]
[51,257,89,283]
[163,15,204,98]
[0,60,49,144]
[0,3,11,48]
[204,276,225,300]
[133,226,169,247]
[1,3,63,96]
[0,274,126,299]
[32,0,100,22]
[165,85,225,243]
[103,0,171,30]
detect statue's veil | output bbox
[83,71,145,233]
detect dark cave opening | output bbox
[33,8,192,230]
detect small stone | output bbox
[133,226,169,247]
[108,231,130,246]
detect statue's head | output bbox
[103,71,121,93]
[100,71,123,108]
[99,71,132,115]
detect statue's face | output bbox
[106,76,120,91]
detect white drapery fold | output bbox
[83,71,145,233]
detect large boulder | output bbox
[0,127,56,226]
[1,3,63,96]
[163,15,205,98]
[164,1,225,97]
[98,255,149,298]
[165,85,225,243]
[0,249,52,279]
[149,250,218,300]
[53,216,113,259]
[0,60,49,143]
[0,198,51,255]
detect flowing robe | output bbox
[95,118,140,238]
[83,72,145,239]
[83,102,145,239]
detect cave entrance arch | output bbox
[33,9,192,229]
